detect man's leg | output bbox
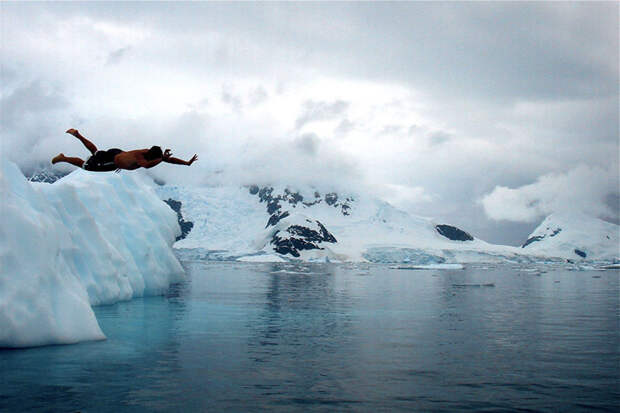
[66,128,97,155]
[51,153,84,168]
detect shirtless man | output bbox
[52,129,198,172]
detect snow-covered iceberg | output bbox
[0,160,184,348]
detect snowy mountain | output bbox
[520,213,619,261]
[155,184,619,264]
[155,184,521,263]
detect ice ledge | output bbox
[0,160,184,348]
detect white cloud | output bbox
[0,2,617,245]
[480,165,620,222]
[378,183,435,212]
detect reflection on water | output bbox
[1,262,618,412]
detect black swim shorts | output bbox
[83,148,123,172]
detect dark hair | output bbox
[144,146,163,160]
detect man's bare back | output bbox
[52,129,198,172]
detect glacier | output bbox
[0,159,184,348]
[155,184,619,265]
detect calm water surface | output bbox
[1,262,618,412]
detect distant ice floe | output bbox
[389,264,465,270]
[0,160,184,348]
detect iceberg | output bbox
[0,160,184,348]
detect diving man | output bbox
[52,129,198,172]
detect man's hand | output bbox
[188,154,198,166]
[163,149,172,159]
[66,128,79,136]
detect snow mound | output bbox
[0,160,184,348]
[521,213,619,260]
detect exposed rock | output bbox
[325,192,338,206]
[341,204,351,216]
[266,210,290,228]
[522,235,545,248]
[284,188,304,204]
[574,249,587,258]
[249,185,354,218]
[522,227,561,248]
[163,198,194,241]
[435,224,474,241]
[270,218,337,257]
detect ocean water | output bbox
[1,261,618,412]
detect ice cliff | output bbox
[0,160,184,348]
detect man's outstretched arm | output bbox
[163,153,198,166]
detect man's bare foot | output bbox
[66,128,78,137]
[51,153,65,164]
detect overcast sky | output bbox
[1,2,618,245]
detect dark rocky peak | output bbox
[325,192,338,205]
[266,210,290,228]
[574,249,587,258]
[435,224,474,241]
[521,226,562,248]
[248,185,354,216]
[522,235,544,248]
[325,192,353,216]
[163,198,194,241]
[270,218,337,257]
[284,188,304,205]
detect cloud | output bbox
[377,125,403,138]
[378,183,434,210]
[334,119,354,136]
[295,100,349,130]
[428,131,451,146]
[106,46,132,65]
[221,85,243,112]
[248,86,268,106]
[294,133,320,156]
[480,165,620,222]
[0,2,617,246]
[1,81,69,129]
